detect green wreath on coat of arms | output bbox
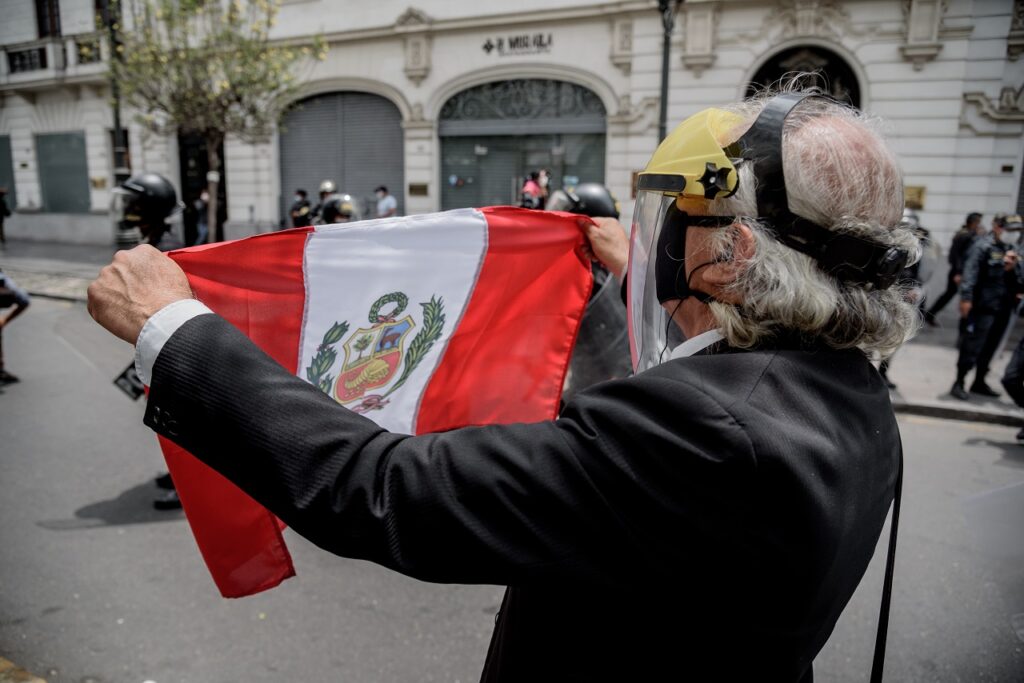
[305,292,445,413]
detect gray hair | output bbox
[694,88,921,358]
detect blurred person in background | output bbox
[0,187,10,246]
[950,214,1023,400]
[374,186,398,219]
[924,212,983,326]
[310,179,337,223]
[520,171,543,209]
[290,189,311,228]
[0,269,30,384]
[193,190,210,246]
[997,214,1024,439]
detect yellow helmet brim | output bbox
[636,108,745,200]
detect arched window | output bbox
[747,46,861,108]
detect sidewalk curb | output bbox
[892,400,1024,427]
[24,290,86,303]
[0,657,47,683]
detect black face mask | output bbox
[654,205,731,306]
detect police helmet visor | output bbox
[545,189,578,213]
[111,188,145,225]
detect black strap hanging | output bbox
[869,448,903,683]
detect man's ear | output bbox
[703,222,755,286]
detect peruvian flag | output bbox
[159,207,592,597]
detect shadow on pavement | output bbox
[962,436,1024,469]
[37,481,184,530]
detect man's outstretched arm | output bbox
[89,245,753,588]
[143,311,753,587]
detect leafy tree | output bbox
[109,0,324,241]
[354,334,373,360]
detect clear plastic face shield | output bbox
[627,192,681,371]
[627,108,745,373]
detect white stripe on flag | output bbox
[297,209,488,434]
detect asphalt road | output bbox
[2,298,1023,682]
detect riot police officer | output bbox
[318,193,363,224]
[111,172,186,509]
[546,184,632,400]
[951,214,1024,400]
[310,179,338,224]
[111,172,185,252]
[924,212,983,325]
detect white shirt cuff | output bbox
[134,298,213,386]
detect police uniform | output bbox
[925,225,978,322]
[955,233,1024,391]
[289,196,311,228]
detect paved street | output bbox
[2,297,1023,682]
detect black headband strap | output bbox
[733,93,908,289]
[735,92,811,220]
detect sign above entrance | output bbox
[482,33,553,56]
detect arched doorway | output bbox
[746,46,861,108]
[439,79,607,210]
[279,92,404,222]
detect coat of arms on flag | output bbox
[304,292,446,413]
[160,207,592,598]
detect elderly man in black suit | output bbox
[87,88,918,682]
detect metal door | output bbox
[279,92,404,223]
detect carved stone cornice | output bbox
[961,85,1024,137]
[395,7,432,33]
[401,103,434,135]
[607,95,659,133]
[765,0,857,40]
[718,0,875,46]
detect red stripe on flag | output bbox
[161,227,312,597]
[415,208,592,433]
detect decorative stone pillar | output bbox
[402,103,436,214]
[609,18,633,75]
[681,0,717,77]
[900,0,945,70]
[396,8,433,86]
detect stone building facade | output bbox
[1,0,1022,245]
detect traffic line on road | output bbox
[0,657,47,683]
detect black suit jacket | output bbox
[146,314,899,682]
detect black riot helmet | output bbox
[112,172,182,238]
[545,183,620,219]
[320,193,361,224]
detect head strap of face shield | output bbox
[735,93,909,289]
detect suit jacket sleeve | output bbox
[145,313,756,587]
